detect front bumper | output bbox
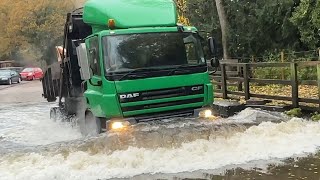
[105,107,214,131]
[21,76,32,80]
[110,107,214,124]
[0,79,9,84]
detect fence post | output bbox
[290,62,299,108]
[317,63,320,109]
[281,51,285,80]
[221,63,228,99]
[243,64,250,100]
[237,65,243,91]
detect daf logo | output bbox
[191,86,203,91]
[120,93,140,99]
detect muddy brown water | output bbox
[1,82,320,180]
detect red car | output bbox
[20,67,43,81]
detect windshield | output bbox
[103,32,205,72]
[0,71,10,76]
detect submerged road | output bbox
[0,81,319,180]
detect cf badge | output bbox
[191,86,203,91]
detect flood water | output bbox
[0,102,320,180]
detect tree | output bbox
[225,0,300,58]
[290,0,320,49]
[214,0,229,60]
[176,0,190,25]
[0,0,74,64]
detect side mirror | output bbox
[208,37,217,57]
[208,37,219,67]
[76,43,92,80]
[210,58,220,68]
[11,73,14,76]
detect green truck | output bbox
[42,0,219,135]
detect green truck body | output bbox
[42,0,217,135]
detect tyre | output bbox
[50,107,58,121]
[7,79,12,85]
[81,110,102,136]
[50,107,64,121]
[17,77,21,83]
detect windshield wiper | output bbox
[118,67,161,81]
[168,64,206,76]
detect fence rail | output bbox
[211,61,320,110]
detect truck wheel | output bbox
[50,107,59,121]
[82,110,101,136]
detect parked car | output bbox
[0,70,21,85]
[20,67,43,81]
[0,67,24,74]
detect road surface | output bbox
[0,81,45,103]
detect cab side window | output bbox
[185,43,198,64]
[88,36,101,76]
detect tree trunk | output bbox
[214,0,229,60]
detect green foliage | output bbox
[253,66,317,81]
[254,67,291,80]
[311,112,320,121]
[298,66,317,80]
[250,50,318,81]
[1,0,320,66]
[184,0,315,58]
[285,108,302,117]
[222,0,300,57]
[290,0,320,49]
[0,0,76,64]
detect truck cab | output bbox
[43,0,219,136]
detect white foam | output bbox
[227,108,283,123]
[0,103,81,146]
[1,118,320,180]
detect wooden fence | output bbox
[211,61,320,110]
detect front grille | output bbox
[133,108,196,122]
[121,98,203,111]
[119,85,205,115]
[119,85,204,103]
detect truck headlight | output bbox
[111,121,126,130]
[109,120,130,131]
[199,109,213,118]
[194,108,215,118]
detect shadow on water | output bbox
[212,153,320,180]
[200,151,320,180]
[115,152,320,180]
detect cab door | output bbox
[84,36,104,117]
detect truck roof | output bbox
[83,0,178,30]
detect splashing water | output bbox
[1,102,320,180]
[0,102,81,152]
